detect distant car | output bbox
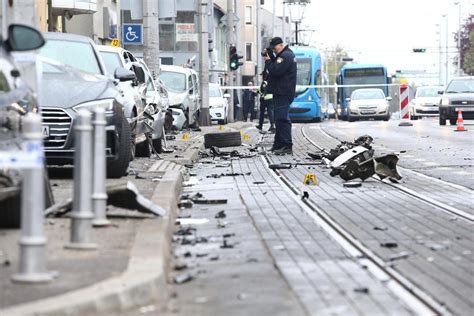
[409,85,443,120]
[38,32,133,178]
[209,83,229,124]
[439,76,474,126]
[160,65,200,129]
[346,88,391,122]
[327,102,336,119]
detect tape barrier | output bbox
[220,83,403,90]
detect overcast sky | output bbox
[264,0,473,85]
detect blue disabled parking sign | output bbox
[123,24,143,45]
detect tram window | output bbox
[315,70,322,97]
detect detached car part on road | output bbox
[38,32,132,178]
[0,24,54,228]
[438,76,474,126]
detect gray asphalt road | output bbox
[318,118,474,189]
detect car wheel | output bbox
[152,136,163,153]
[218,119,225,125]
[348,115,355,122]
[384,114,390,121]
[204,131,242,148]
[107,116,132,178]
[449,118,457,126]
[439,116,446,125]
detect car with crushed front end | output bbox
[346,88,391,122]
[439,76,474,126]
[38,32,134,178]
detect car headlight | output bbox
[73,99,114,113]
[441,97,450,106]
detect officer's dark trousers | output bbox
[258,99,274,128]
[273,95,293,149]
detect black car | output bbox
[38,32,136,178]
[439,76,474,125]
[0,24,53,227]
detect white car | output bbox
[160,65,200,129]
[409,85,443,120]
[346,88,391,122]
[209,83,229,124]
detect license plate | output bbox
[361,110,375,114]
[42,125,50,137]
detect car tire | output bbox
[0,194,21,228]
[439,116,446,125]
[384,114,390,121]
[107,116,132,178]
[348,115,355,122]
[449,118,457,126]
[204,131,242,148]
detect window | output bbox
[246,43,252,61]
[99,51,122,76]
[245,6,252,24]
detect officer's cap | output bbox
[269,37,283,48]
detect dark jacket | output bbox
[266,46,297,97]
[243,89,256,105]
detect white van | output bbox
[160,65,200,128]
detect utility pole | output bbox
[198,0,211,126]
[1,0,7,38]
[235,0,242,111]
[226,0,234,122]
[272,0,276,37]
[282,2,286,41]
[256,0,262,87]
[454,1,462,76]
[142,0,160,76]
[436,23,442,85]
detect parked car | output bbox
[97,45,156,157]
[439,76,474,126]
[409,85,443,120]
[0,24,53,227]
[209,83,229,124]
[346,88,391,122]
[38,32,133,178]
[160,65,200,129]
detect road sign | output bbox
[111,38,120,47]
[122,24,143,45]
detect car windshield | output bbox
[160,71,186,92]
[99,51,122,76]
[446,79,474,93]
[209,85,222,97]
[39,39,101,75]
[352,89,385,100]
[416,87,441,97]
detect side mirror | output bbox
[438,90,444,95]
[114,67,136,82]
[223,93,230,98]
[386,96,392,101]
[189,89,194,95]
[6,24,45,52]
[345,97,351,102]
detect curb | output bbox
[1,170,183,316]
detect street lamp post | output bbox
[436,23,442,85]
[454,1,462,76]
[442,14,449,86]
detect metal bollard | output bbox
[12,113,56,283]
[92,108,110,227]
[65,109,97,250]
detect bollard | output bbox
[65,109,97,250]
[12,113,56,283]
[92,108,110,227]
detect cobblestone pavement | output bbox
[262,124,474,316]
[163,125,415,316]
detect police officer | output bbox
[264,37,297,155]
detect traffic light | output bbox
[229,45,243,71]
[412,48,426,53]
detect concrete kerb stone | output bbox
[0,170,183,316]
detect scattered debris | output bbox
[273,245,286,251]
[221,239,234,249]
[269,164,292,170]
[196,253,209,258]
[174,262,188,271]
[389,251,412,261]
[176,218,209,225]
[302,191,309,200]
[380,242,398,248]
[253,181,265,184]
[209,254,219,261]
[217,220,227,228]
[430,244,449,251]
[207,172,251,178]
[107,182,166,216]
[178,200,194,208]
[343,181,362,188]
[373,226,388,231]
[353,287,370,294]
[174,273,194,284]
[192,198,227,205]
[215,210,226,219]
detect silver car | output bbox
[346,88,391,122]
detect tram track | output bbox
[260,153,450,316]
[300,125,474,223]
